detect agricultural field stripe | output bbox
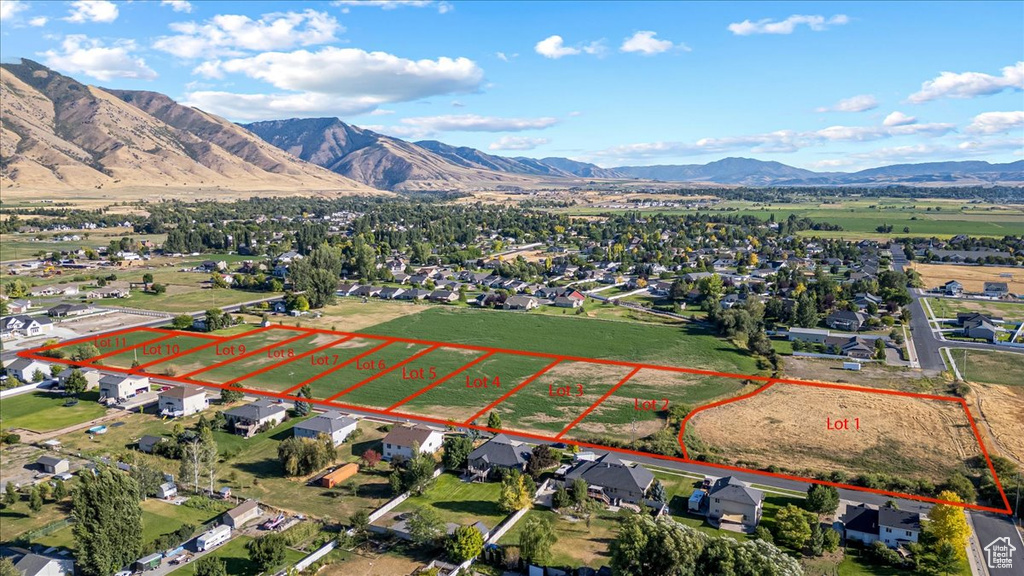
[555,366,643,440]
[299,328,775,384]
[225,336,354,387]
[281,340,397,396]
[180,329,315,378]
[462,358,562,425]
[324,345,441,402]
[135,326,276,371]
[677,380,777,460]
[11,346,1016,516]
[31,325,159,353]
[775,377,964,403]
[959,398,1015,513]
[146,327,225,340]
[386,351,497,413]
[85,332,180,365]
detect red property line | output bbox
[387,351,496,412]
[282,340,396,396]
[135,326,276,371]
[181,330,315,378]
[86,332,180,365]
[31,325,165,353]
[556,366,642,440]
[227,336,354,387]
[959,397,1014,513]
[677,380,778,460]
[146,327,224,340]
[463,359,562,425]
[324,345,440,402]
[14,348,1013,516]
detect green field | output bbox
[48,329,168,359]
[304,341,430,401]
[198,332,332,384]
[145,328,299,376]
[926,298,1024,323]
[170,534,306,576]
[0,391,107,431]
[960,350,1024,386]
[497,507,625,568]
[387,472,508,528]
[226,336,386,393]
[101,334,219,370]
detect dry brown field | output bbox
[910,262,1024,293]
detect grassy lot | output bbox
[498,507,624,568]
[388,472,508,528]
[98,287,280,314]
[926,298,1024,323]
[959,350,1024,386]
[101,334,219,370]
[304,341,429,402]
[0,391,107,431]
[149,328,298,376]
[332,346,483,409]
[170,534,306,576]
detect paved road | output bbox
[971,511,1024,575]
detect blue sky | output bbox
[1,0,1022,170]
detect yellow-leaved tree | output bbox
[926,490,971,558]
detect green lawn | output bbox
[0,391,107,431]
[388,472,508,528]
[958,350,1024,386]
[98,287,281,314]
[498,507,624,568]
[170,534,305,576]
[926,298,1024,323]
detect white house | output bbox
[0,314,53,340]
[13,553,75,576]
[98,374,150,402]
[841,504,922,549]
[56,366,102,391]
[382,424,444,461]
[158,386,209,417]
[224,399,287,437]
[3,357,52,382]
[293,411,358,446]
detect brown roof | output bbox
[225,499,260,520]
[159,386,205,399]
[383,425,441,448]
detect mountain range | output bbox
[1,60,1020,194]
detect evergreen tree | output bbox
[192,556,228,576]
[294,385,312,416]
[487,411,502,429]
[247,533,286,572]
[72,468,143,576]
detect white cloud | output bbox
[64,0,119,23]
[620,31,685,55]
[41,35,157,81]
[184,48,484,120]
[450,100,465,107]
[907,62,1024,103]
[154,10,342,59]
[29,16,48,26]
[398,114,558,132]
[489,136,550,151]
[0,0,29,22]
[728,14,848,35]
[816,94,878,113]
[161,0,193,13]
[330,1,452,13]
[496,51,518,62]
[369,109,396,116]
[882,111,917,127]
[966,111,1024,134]
[535,35,605,59]
[590,119,954,161]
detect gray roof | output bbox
[37,455,67,467]
[707,476,763,506]
[225,398,286,421]
[295,412,358,435]
[564,454,654,494]
[15,553,68,576]
[879,507,922,532]
[841,503,878,534]
[139,435,165,450]
[4,357,45,371]
[468,434,525,469]
[383,424,441,448]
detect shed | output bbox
[321,463,360,488]
[37,455,70,475]
[156,482,177,499]
[135,553,162,571]
[688,489,707,512]
[223,499,262,528]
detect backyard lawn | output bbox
[0,391,107,432]
[960,350,1024,386]
[498,507,624,568]
[387,472,508,529]
[170,534,305,576]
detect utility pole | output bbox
[1016,472,1021,526]
[962,349,968,382]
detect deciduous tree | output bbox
[518,515,557,565]
[445,525,483,562]
[926,491,970,558]
[72,468,143,576]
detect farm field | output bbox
[44,327,170,360]
[971,384,1024,465]
[686,382,983,487]
[925,298,1024,323]
[304,341,430,402]
[141,327,299,376]
[196,331,343,384]
[100,333,222,370]
[910,263,1024,294]
[961,350,1024,386]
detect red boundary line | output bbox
[146,327,224,340]
[386,351,496,412]
[323,345,440,402]
[678,380,778,460]
[85,332,180,365]
[556,366,642,440]
[16,326,1013,515]
[135,326,275,371]
[31,325,164,353]
[181,330,315,378]
[283,340,397,396]
[225,336,355,387]
[463,359,562,425]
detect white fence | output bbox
[792,352,879,361]
[366,466,444,524]
[0,381,47,399]
[291,540,336,573]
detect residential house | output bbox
[36,455,70,475]
[428,289,459,303]
[98,374,150,402]
[138,435,166,454]
[942,280,963,296]
[787,327,830,344]
[158,386,209,417]
[706,476,764,531]
[12,553,74,576]
[984,282,1010,298]
[382,424,444,461]
[826,310,869,331]
[962,317,999,342]
[336,283,360,297]
[841,504,922,548]
[825,335,877,359]
[56,366,102,390]
[7,299,31,314]
[552,295,583,308]
[563,454,654,506]
[853,293,882,310]
[466,434,527,480]
[395,288,430,301]
[293,411,358,446]
[0,315,53,339]
[378,286,406,300]
[503,295,539,311]
[222,500,262,528]
[224,399,287,437]
[46,303,90,318]
[86,283,131,299]
[3,358,52,382]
